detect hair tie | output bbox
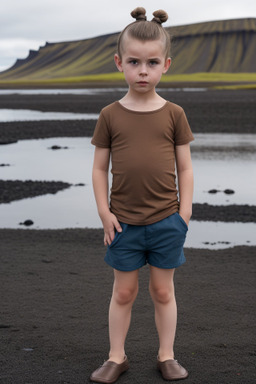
[151,17,162,25]
[136,15,147,21]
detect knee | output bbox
[150,286,174,305]
[114,286,138,306]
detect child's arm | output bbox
[175,143,194,226]
[92,147,122,246]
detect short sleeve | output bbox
[91,110,111,148]
[174,109,194,146]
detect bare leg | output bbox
[108,269,139,363]
[149,266,176,362]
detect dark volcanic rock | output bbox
[208,189,220,194]
[192,203,256,222]
[0,180,72,204]
[19,220,34,226]
[49,145,69,150]
[224,189,235,194]
[208,189,235,194]
[0,120,95,142]
[0,140,18,145]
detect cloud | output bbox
[0,38,44,71]
[1,0,125,41]
[1,0,255,71]
[2,0,256,41]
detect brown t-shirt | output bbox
[91,101,194,225]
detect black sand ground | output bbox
[0,90,256,383]
[0,90,255,144]
[0,229,255,384]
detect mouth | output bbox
[137,81,148,86]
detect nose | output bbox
[139,63,148,75]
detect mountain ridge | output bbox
[0,18,255,83]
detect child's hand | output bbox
[179,210,191,226]
[100,211,122,246]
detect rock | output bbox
[49,145,69,150]
[208,189,219,194]
[19,220,34,226]
[0,324,11,328]
[224,189,235,194]
[0,180,72,203]
[0,140,18,145]
[207,188,235,195]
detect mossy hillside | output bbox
[1,72,256,89]
[0,18,255,86]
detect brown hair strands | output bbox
[117,7,171,59]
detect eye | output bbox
[129,59,138,65]
[149,60,159,66]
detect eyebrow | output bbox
[126,56,161,61]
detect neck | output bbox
[120,88,166,111]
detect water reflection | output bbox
[0,88,206,96]
[0,109,98,122]
[0,88,127,95]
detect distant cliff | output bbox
[0,18,255,82]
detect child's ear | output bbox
[114,54,123,72]
[163,57,171,74]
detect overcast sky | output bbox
[1,0,255,72]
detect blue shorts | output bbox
[105,212,188,272]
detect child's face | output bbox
[115,37,171,94]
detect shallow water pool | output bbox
[0,109,99,122]
[0,134,255,249]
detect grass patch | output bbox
[213,84,256,90]
[160,72,256,83]
[0,73,125,85]
[0,73,126,88]
[0,72,256,89]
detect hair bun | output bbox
[131,7,147,21]
[152,10,168,25]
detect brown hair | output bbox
[117,7,171,59]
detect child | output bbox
[90,7,194,383]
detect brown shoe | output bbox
[157,359,188,381]
[90,356,129,383]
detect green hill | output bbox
[0,18,255,86]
